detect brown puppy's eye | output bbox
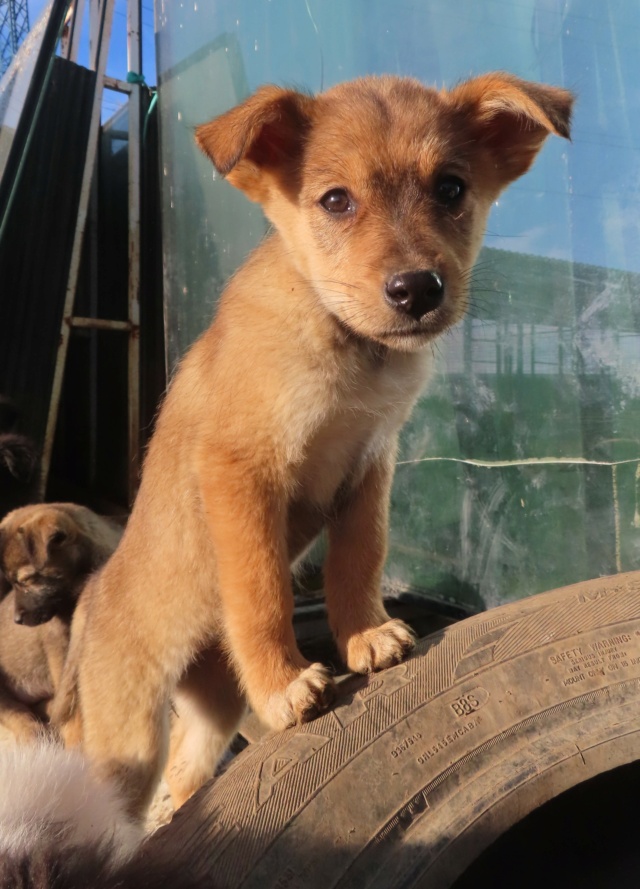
[49,531,67,547]
[436,175,466,205]
[319,188,354,215]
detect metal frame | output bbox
[126,0,142,502]
[40,0,143,505]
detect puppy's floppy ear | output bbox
[448,72,574,183]
[195,86,315,201]
[43,511,78,558]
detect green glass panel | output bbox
[156,0,640,609]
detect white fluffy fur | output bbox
[0,741,142,864]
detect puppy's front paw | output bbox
[344,619,415,674]
[263,663,336,730]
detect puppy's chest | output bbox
[296,355,427,505]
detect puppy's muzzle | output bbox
[14,605,56,626]
[384,269,444,321]
[13,583,63,626]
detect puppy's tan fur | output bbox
[61,73,572,818]
[0,504,122,741]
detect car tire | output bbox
[147,571,640,888]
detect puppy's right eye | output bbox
[49,531,67,547]
[319,188,354,215]
[436,175,466,205]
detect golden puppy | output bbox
[62,73,573,818]
[0,503,122,741]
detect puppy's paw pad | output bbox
[346,619,416,673]
[266,664,336,730]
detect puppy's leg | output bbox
[0,686,43,743]
[75,575,180,821]
[164,645,245,809]
[50,586,89,748]
[79,651,172,822]
[199,462,335,730]
[49,654,83,749]
[44,636,68,693]
[324,448,415,673]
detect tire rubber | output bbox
[149,571,640,888]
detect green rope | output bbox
[143,90,158,145]
[126,71,146,85]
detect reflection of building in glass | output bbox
[444,249,640,385]
[451,320,640,379]
[395,243,640,609]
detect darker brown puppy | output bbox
[0,397,38,518]
[63,73,573,818]
[0,504,122,741]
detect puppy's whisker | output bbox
[315,279,362,291]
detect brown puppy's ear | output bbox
[43,512,77,559]
[195,86,315,201]
[448,72,574,183]
[46,528,69,554]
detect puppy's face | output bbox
[196,74,572,351]
[0,507,91,626]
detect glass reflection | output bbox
[0,1,54,182]
[156,0,640,609]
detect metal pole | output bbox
[88,0,100,69]
[126,0,142,503]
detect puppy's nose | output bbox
[384,270,444,320]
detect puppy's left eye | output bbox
[436,175,466,205]
[319,188,354,215]
[49,531,67,547]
